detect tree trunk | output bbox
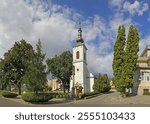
[63,83,66,93]
[18,84,21,95]
[8,84,11,91]
[1,84,4,90]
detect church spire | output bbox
[77,22,84,43]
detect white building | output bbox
[133,45,150,95]
[47,79,61,91]
[70,27,95,96]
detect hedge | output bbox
[2,91,18,98]
[51,92,70,99]
[143,92,150,95]
[22,93,52,103]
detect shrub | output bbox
[0,90,3,96]
[143,92,150,95]
[2,91,18,98]
[22,93,52,103]
[93,74,111,93]
[51,92,70,99]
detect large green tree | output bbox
[46,51,72,93]
[113,25,139,95]
[1,40,34,94]
[0,59,8,90]
[23,40,47,94]
[93,73,110,93]
[123,25,139,91]
[112,25,126,91]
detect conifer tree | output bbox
[23,40,47,94]
[123,25,139,91]
[112,25,126,91]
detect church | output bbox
[70,27,95,97]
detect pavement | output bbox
[1,90,150,107]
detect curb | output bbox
[84,94,101,99]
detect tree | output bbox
[0,59,7,90]
[93,74,110,93]
[113,25,139,95]
[23,40,47,94]
[112,25,126,92]
[123,25,139,91]
[46,51,72,93]
[1,40,34,94]
[102,74,111,92]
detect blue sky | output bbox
[52,0,150,36]
[0,0,150,77]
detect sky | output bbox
[0,0,150,78]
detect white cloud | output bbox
[0,0,77,58]
[87,44,113,77]
[109,0,125,9]
[123,1,149,16]
[0,0,139,78]
[138,3,149,16]
[83,15,106,42]
[109,13,133,37]
[0,0,115,77]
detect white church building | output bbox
[70,27,95,96]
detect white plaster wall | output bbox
[73,44,87,94]
[70,79,73,91]
[138,62,148,67]
[73,45,87,63]
[89,73,95,92]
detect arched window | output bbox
[76,51,80,59]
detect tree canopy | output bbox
[93,73,110,93]
[23,40,47,94]
[113,25,139,95]
[46,51,73,93]
[113,25,126,92]
[0,40,35,94]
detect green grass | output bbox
[49,90,64,93]
[143,92,150,95]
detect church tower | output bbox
[72,26,88,93]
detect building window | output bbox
[141,72,150,82]
[143,89,149,94]
[76,51,80,59]
[147,77,150,81]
